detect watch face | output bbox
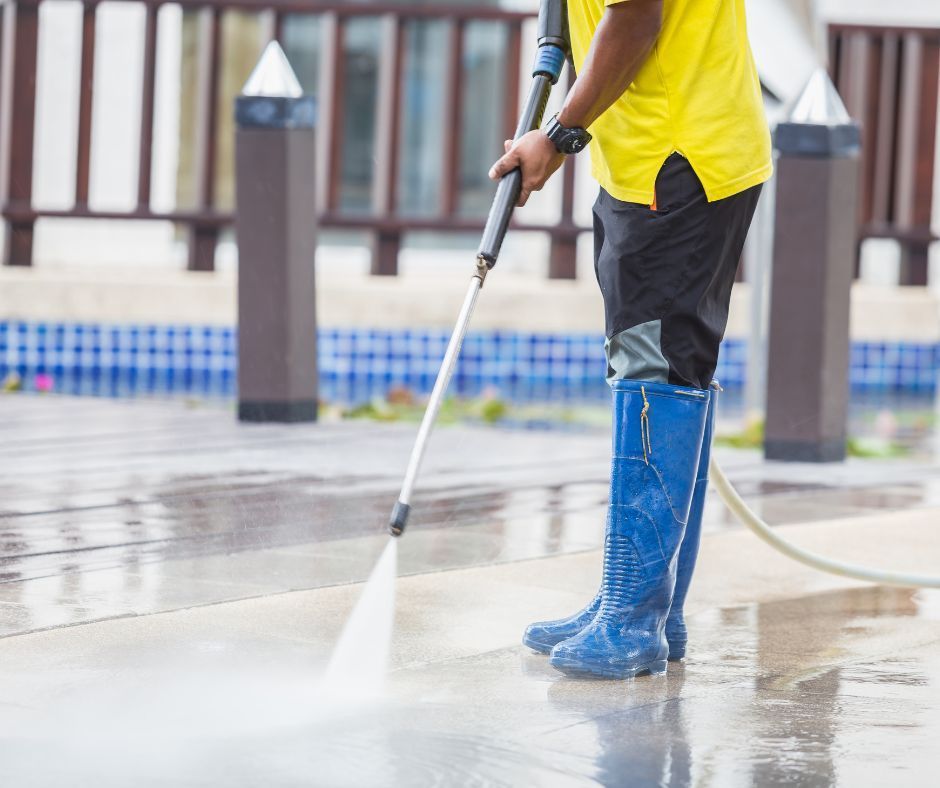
[547,120,591,155]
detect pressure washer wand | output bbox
[388,4,568,537]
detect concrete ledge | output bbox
[0,265,938,342]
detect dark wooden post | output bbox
[235,42,319,423]
[764,70,861,462]
[3,0,40,266]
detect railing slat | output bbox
[75,1,97,208]
[894,33,921,233]
[843,32,868,120]
[371,13,403,216]
[871,33,899,226]
[858,33,881,228]
[440,18,463,217]
[549,65,578,279]
[369,13,405,275]
[137,1,159,209]
[313,11,335,212]
[324,13,345,213]
[188,6,222,270]
[502,20,521,144]
[912,38,939,227]
[200,7,221,209]
[4,0,39,266]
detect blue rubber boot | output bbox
[665,382,719,660]
[549,379,709,679]
[523,587,601,653]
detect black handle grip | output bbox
[477,74,554,266]
[477,171,523,267]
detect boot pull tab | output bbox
[640,385,652,465]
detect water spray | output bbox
[385,1,940,592]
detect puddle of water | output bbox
[324,537,398,700]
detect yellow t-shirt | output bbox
[567,0,773,203]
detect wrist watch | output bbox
[544,114,592,154]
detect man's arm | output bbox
[488,0,663,206]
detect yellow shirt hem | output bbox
[593,160,774,206]
[702,162,774,202]
[592,170,656,205]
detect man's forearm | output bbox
[558,0,663,130]
[486,1,663,206]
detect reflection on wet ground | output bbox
[2,585,939,786]
[1,396,940,636]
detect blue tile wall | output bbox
[0,321,937,402]
[0,322,236,398]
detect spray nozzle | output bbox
[388,501,411,537]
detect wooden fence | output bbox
[0,0,583,276]
[2,6,936,285]
[829,23,940,285]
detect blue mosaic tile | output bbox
[0,321,936,402]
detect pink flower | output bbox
[34,373,54,393]
[874,410,897,439]
[480,385,501,402]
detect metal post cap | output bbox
[774,68,860,157]
[243,41,303,98]
[235,41,316,129]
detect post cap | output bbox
[774,68,860,157]
[236,41,315,129]
[242,41,303,98]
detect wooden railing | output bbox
[0,0,584,276]
[829,23,940,286]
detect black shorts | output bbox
[594,153,762,390]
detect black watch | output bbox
[544,114,592,155]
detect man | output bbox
[489,0,771,678]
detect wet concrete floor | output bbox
[2,559,939,786]
[2,396,940,636]
[1,396,940,785]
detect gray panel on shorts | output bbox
[605,320,670,383]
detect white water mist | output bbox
[323,538,398,699]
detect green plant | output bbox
[715,418,912,458]
[714,418,764,450]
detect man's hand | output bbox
[488,130,565,207]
